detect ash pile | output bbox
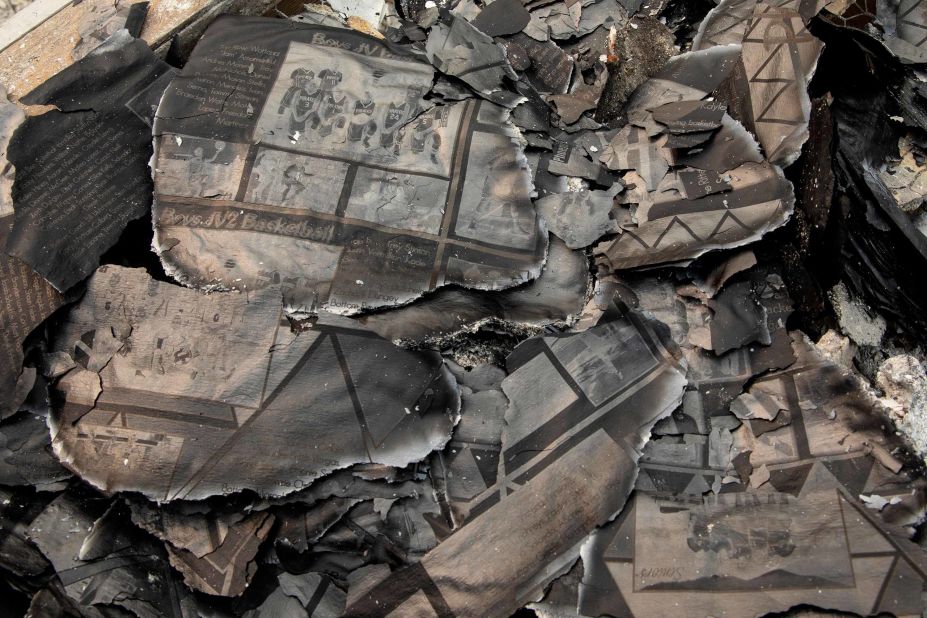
[2,0,927,616]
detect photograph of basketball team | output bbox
[249,41,539,246]
[255,42,453,177]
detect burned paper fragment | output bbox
[880,134,927,212]
[623,44,743,133]
[681,249,757,300]
[821,0,877,32]
[425,10,523,107]
[71,1,151,61]
[245,572,346,617]
[324,0,387,26]
[663,129,715,149]
[881,0,927,63]
[691,0,758,49]
[0,92,64,419]
[152,16,545,316]
[638,333,919,509]
[5,35,171,292]
[0,411,71,489]
[25,586,90,618]
[694,1,823,167]
[601,125,669,190]
[597,162,793,269]
[541,0,624,40]
[733,336,922,505]
[505,33,573,95]
[0,241,64,420]
[500,38,532,71]
[344,307,686,616]
[343,492,442,558]
[47,266,460,501]
[275,496,362,551]
[671,114,764,172]
[310,498,427,560]
[0,487,55,587]
[429,362,507,530]
[510,83,553,132]
[4,0,927,613]
[27,492,194,618]
[677,169,732,199]
[730,383,787,422]
[130,501,245,558]
[545,63,608,125]
[706,280,771,354]
[471,0,531,37]
[535,186,621,248]
[748,410,791,438]
[167,512,274,597]
[547,133,620,186]
[653,99,727,133]
[533,1,584,40]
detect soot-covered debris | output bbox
[4,1,927,617]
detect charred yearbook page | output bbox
[151,17,546,316]
[47,265,460,502]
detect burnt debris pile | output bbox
[3,1,927,616]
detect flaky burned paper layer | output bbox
[47,266,460,502]
[579,334,927,617]
[343,307,687,616]
[151,17,546,317]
